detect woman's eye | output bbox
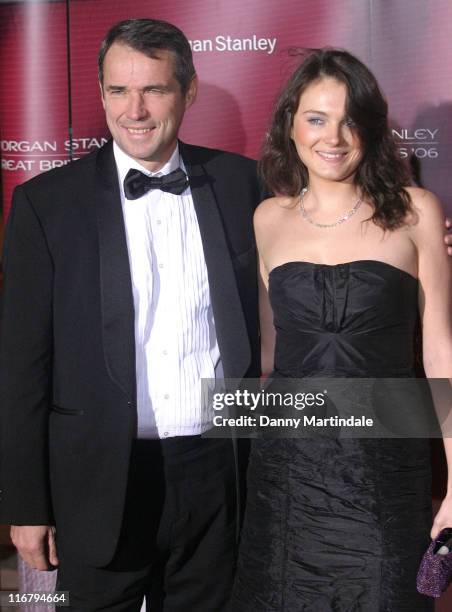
[345,118,356,128]
[307,117,323,126]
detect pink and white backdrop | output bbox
[0,0,451,609]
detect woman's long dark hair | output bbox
[260,49,412,229]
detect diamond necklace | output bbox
[299,187,363,229]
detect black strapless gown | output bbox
[231,261,433,612]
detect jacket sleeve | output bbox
[0,184,54,525]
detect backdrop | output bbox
[0,1,451,610]
[1,0,451,218]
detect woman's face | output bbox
[291,76,363,184]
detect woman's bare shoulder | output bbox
[254,195,296,228]
[404,186,445,243]
[405,186,442,215]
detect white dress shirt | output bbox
[114,142,221,438]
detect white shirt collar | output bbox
[113,141,182,188]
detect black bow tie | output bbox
[123,167,189,200]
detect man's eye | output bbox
[110,90,125,95]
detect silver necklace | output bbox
[299,187,363,229]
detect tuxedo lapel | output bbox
[180,142,251,378]
[94,142,136,404]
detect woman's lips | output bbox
[316,150,347,163]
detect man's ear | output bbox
[99,81,106,110]
[185,74,198,109]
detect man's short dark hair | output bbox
[98,18,196,94]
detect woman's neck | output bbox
[304,177,361,213]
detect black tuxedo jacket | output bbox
[0,140,262,566]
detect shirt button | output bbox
[164,394,170,399]
[163,432,169,437]
[159,263,164,269]
[157,219,162,225]
[163,350,168,355]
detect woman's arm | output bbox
[410,188,452,538]
[258,252,276,376]
[253,200,277,377]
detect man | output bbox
[0,19,261,611]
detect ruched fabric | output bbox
[231,261,433,611]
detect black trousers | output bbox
[56,436,238,611]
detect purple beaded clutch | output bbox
[417,532,452,598]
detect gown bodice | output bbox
[269,260,419,378]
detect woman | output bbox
[231,49,452,611]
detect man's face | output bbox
[100,43,197,172]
